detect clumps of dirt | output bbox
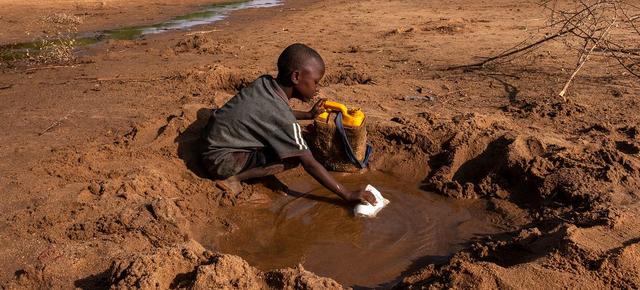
[421,18,466,34]
[384,26,415,36]
[106,240,342,289]
[422,115,513,199]
[321,67,375,86]
[618,125,639,140]
[170,65,260,95]
[174,34,226,55]
[264,266,344,289]
[369,117,439,154]
[501,98,586,119]
[63,169,193,245]
[419,113,640,224]
[398,221,640,288]
[615,140,640,155]
[369,110,640,229]
[597,242,640,287]
[107,240,209,288]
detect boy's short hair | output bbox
[277,43,324,80]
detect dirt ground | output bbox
[1,0,639,289]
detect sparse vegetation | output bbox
[451,0,640,99]
[1,14,81,66]
[29,13,83,64]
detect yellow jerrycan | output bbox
[309,100,371,172]
[317,101,366,127]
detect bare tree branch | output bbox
[559,15,617,100]
[449,0,639,99]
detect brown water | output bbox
[200,171,500,288]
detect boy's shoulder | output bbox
[214,75,291,121]
[234,75,289,108]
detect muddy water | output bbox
[201,171,500,288]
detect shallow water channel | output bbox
[201,170,501,288]
[0,0,282,60]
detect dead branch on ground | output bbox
[450,0,640,100]
[39,111,73,136]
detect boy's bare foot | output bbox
[215,177,243,195]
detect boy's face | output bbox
[292,59,325,102]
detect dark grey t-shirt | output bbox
[202,75,309,161]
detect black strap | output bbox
[334,111,372,169]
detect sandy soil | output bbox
[1,0,640,288]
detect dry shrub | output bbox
[28,13,83,64]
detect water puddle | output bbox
[0,0,281,61]
[92,0,281,40]
[199,171,501,288]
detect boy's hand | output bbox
[298,151,376,206]
[308,98,327,118]
[350,188,377,205]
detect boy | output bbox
[201,43,376,206]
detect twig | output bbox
[0,84,12,90]
[39,112,73,136]
[558,16,617,101]
[447,28,575,70]
[608,43,640,78]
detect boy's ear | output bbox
[291,70,300,85]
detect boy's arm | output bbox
[293,98,327,120]
[293,110,313,120]
[297,151,376,205]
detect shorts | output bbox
[202,149,278,180]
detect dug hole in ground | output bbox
[1,0,640,289]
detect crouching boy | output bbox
[201,43,375,205]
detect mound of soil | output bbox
[108,240,341,289]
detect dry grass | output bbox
[27,13,83,64]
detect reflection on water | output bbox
[201,171,501,288]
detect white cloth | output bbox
[354,185,389,217]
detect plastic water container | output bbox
[317,101,365,127]
[311,100,369,172]
[354,184,390,217]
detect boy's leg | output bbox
[233,163,287,181]
[215,151,298,194]
[217,164,286,194]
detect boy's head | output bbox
[276,43,325,102]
